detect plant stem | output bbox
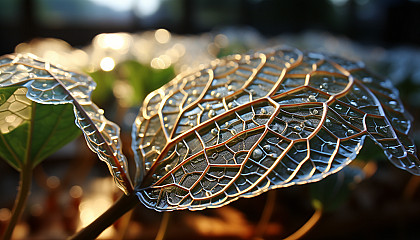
[253,190,276,240]
[2,165,33,240]
[283,208,322,240]
[155,212,171,240]
[69,193,138,240]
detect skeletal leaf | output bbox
[0,53,133,194]
[132,46,419,211]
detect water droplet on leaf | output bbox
[252,148,263,159]
[308,95,317,102]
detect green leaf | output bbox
[88,70,116,106]
[0,87,80,170]
[120,60,175,106]
[0,53,133,194]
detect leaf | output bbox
[0,86,81,170]
[132,46,419,211]
[0,53,133,194]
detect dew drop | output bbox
[152,174,159,179]
[98,109,104,115]
[205,191,211,197]
[407,147,415,154]
[211,128,218,135]
[5,115,16,123]
[210,91,216,97]
[362,77,372,83]
[293,126,302,132]
[334,104,342,111]
[188,115,195,120]
[260,108,267,114]
[263,145,271,152]
[252,148,263,159]
[310,108,319,115]
[205,104,212,110]
[307,95,317,102]
[389,147,398,154]
[287,167,294,172]
[208,109,215,118]
[350,100,358,107]
[165,164,171,171]
[320,82,328,89]
[347,129,355,134]
[189,122,194,127]
[326,142,335,149]
[192,90,198,95]
[268,153,278,158]
[388,100,398,108]
[379,126,388,133]
[227,85,234,91]
[361,95,368,100]
[145,162,151,170]
[168,99,174,105]
[164,117,168,121]
[164,123,169,128]
[228,102,235,108]
[353,86,360,92]
[215,93,221,98]
[42,83,48,88]
[187,97,193,103]
[304,120,313,127]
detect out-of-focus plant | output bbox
[1,36,419,240]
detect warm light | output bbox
[0,88,31,134]
[95,33,130,50]
[214,34,229,48]
[70,185,83,199]
[100,57,115,71]
[0,208,11,221]
[173,43,186,57]
[77,178,116,239]
[155,29,171,44]
[46,176,60,189]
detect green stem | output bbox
[69,193,138,240]
[2,164,33,240]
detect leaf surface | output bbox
[0,54,133,193]
[132,47,419,211]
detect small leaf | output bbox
[0,86,80,170]
[0,53,133,194]
[132,46,419,211]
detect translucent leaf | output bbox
[0,86,80,170]
[0,53,133,194]
[132,46,419,211]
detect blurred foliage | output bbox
[88,60,175,108]
[309,165,365,212]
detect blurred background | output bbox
[1,0,420,239]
